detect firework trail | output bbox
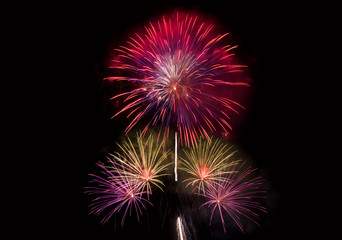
[177,216,186,240]
[179,137,239,193]
[85,158,152,226]
[198,162,266,232]
[107,11,248,148]
[109,132,172,196]
[175,131,178,181]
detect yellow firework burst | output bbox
[109,132,172,197]
[179,137,239,193]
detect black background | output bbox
[33,1,316,239]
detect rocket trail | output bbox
[177,217,185,240]
[175,131,178,181]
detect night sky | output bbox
[45,1,311,239]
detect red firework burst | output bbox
[107,11,248,147]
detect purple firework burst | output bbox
[85,157,152,226]
[199,162,266,232]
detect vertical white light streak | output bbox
[174,131,178,181]
[177,217,185,240]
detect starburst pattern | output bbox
[85,158,152,226]
[107,11,248,147]
[199,162,266,232]
[109,132,172,196]
[179,137,238,193]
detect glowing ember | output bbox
[198,164,210,180]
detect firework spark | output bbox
[109,132,172,196]
[179,137,239,193]
[107,11,248,147]
[85,158,152,226]
[199,162,266,232]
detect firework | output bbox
[107,11,248,147]
[179,137,239,193]
[109,132,171,196]
[177,216,186,240]
[175,131,178,181]
[85,158,152,226]
[199,162,266,232]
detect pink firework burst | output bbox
[107,11,248,147]
[199,162,266,232]
[85,157,152,226]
